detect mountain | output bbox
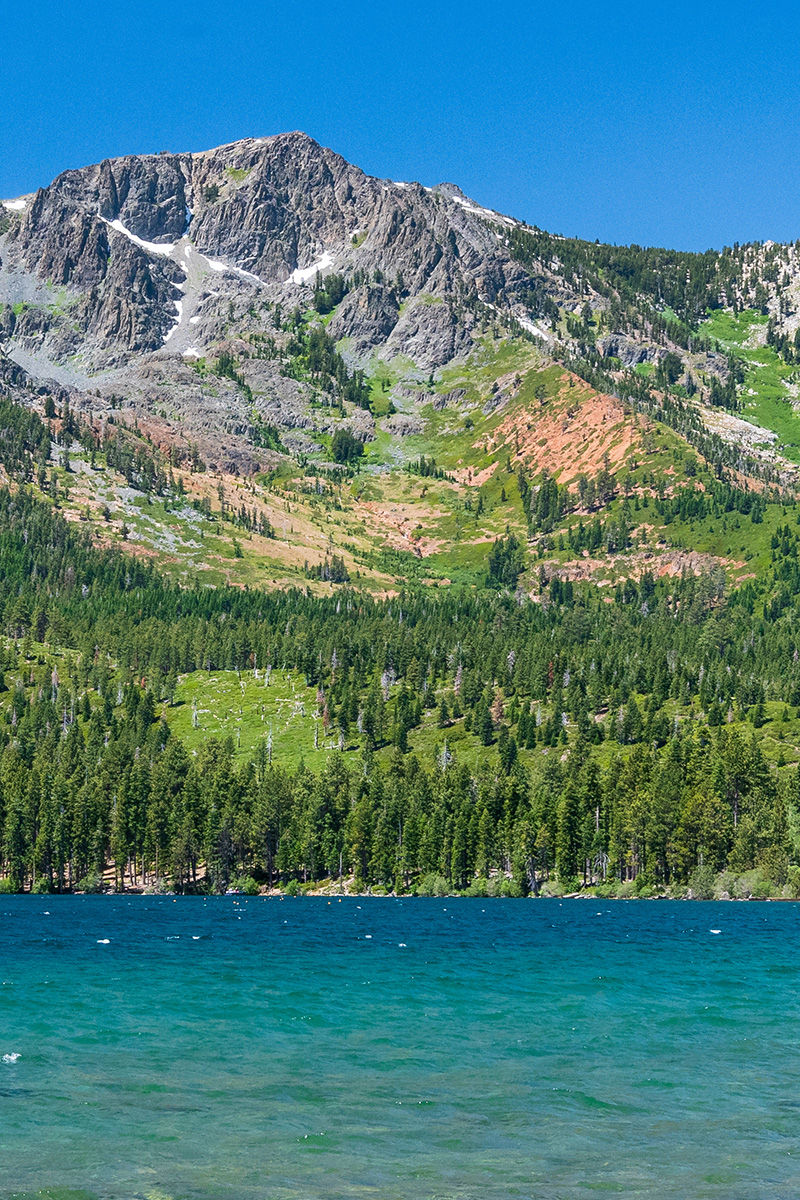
[0,134,798,587]
[0,132,528,468]
[1,134,799,597]
[3,130,799,483]
[4,135,800,897]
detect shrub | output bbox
[718,870,738,899]
[464,877,488,897]
[76,871,104,894]
[558,875,581,894]
[142,877,170,895]
[416,872,449,897]
[635,883,658,899]
[688,864,717,900]
[231,875,260,896]
[733,869,772,900]
[757,845,789,887]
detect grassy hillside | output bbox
[28,321,789,606]
[703,309,800,461]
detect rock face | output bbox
[0,132,548,467]
[327,284,400,356]
[0,130,754,471]
[0,133,533,365]
[598,334,660,368]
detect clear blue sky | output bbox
[3,0,800,251]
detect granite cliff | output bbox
[2,132,800,475]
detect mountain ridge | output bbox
[2,131,800,593]
[4,138,800,899]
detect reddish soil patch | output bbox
[358,500,445,558]
[487,377,645,484]
[452,462,498,487]
[542,547,744,586]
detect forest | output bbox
[1,391,800,898]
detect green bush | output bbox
[757,845,789,887]
[76,871,104,894]
[0,877,16,894]
[558,875,581,894]
[31,876,52,894]
[733,869,773,900]
[231,875,260,896]
[718,870,738,899]
[416,872,449,897]
[635,883,658,899]
[142,877,170,895]
[464,877,488,897]
[688,864,717,900]
[283,879,300,896]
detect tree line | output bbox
[1,391,800,893]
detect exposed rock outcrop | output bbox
[0,130,761,469]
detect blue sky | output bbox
[3,0,800,251]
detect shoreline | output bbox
[7,864,798,903]
[5,886,799,901]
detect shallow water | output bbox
[2,896,800,1199]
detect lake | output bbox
[2,896,800,1199]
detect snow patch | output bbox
[446,192,516,229]
[100,223,267,300]
[518,315,553,343]
[182,347,201,358]
[2,198,27,212]
[484,303,553,345]
[287,252,333,286]
[164,299,183,343]
[204,255,266,287]
[101,216,176,257]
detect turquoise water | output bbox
[2,898,800,1200]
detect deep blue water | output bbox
[2,897,800,1199]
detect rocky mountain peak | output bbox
[0,131,528,371]
[5,131,793,480]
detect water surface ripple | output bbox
[1,897,799,1199]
